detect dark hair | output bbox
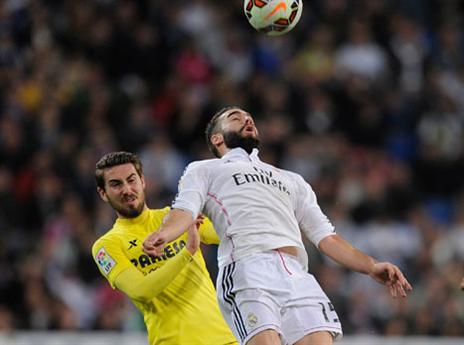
[95,151,143,190]
[205,106,239,158]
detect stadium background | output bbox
[0,0,464,342]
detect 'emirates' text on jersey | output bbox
[173,148,336,269]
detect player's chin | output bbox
[120,203,143,218]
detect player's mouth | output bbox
[241,124,256,135]
[123,195,137,205]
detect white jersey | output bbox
[172,148,336,269]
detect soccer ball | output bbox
[244,0,303,36]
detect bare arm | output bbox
[143,208,195,257]
[318,234,376,274]
[319,234,412,298]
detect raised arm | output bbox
[318,234,412,298]
[143,208,195,257]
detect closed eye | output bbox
[226,111,243,120]
[109,181,122,188]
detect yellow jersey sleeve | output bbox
[199,216,220,244]
[114,249,193,303]
[92,236,132,289]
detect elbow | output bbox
[317,233,339,255]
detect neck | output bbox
[217,145,230,158]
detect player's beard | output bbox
[223,128,260,154]
[108,195,145,218]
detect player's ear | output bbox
[97,186,109,202]
[211,133,223,147]
[140,175,146,189]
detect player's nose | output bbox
[244,114,254,125]
[120,182,132,195]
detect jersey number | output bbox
[318,302,339,323]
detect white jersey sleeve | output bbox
[293,174,336,247]
[172,161,210,218]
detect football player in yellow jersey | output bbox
[92,151,237,345]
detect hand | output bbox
[186,223,200,255]
[143,231,168,257]
[194,214,205,229]
[460,278,464,291]
[368,262,412,298]
[143,215,204,257]
[185,214,205,255]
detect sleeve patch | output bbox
[96,247,116,275]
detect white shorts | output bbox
[216,250,343,345]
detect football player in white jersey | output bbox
[143,107,412,345]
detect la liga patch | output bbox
[96,247,116,275]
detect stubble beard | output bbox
[109,196,145,218]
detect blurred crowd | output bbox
[0,0,463,336]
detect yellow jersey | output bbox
[92,207,237,345]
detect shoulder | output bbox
[273,165,313,192]
[284,169,306,183]
[91,228,122,256]
[186,158,219,171]
[148,206,170,219]
[180,158,220,179]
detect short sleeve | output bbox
[293,174,336,247]
[172,162,209,218]
[92,237,132,289]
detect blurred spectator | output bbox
[389,14,429,95]
[335,18,389,84]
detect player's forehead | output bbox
[104,163,138,181]
[219,108,252,122]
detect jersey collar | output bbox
[116,206,150,226]
[221,147,261,162]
